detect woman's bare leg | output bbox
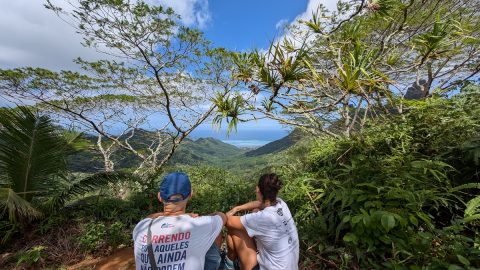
[226,231,237,261]
[227,228,257,270]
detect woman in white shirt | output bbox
[225,173,299,270]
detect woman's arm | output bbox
[225,215,245,230]
[227,200,262,216]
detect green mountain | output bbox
[68,128,305,174]
[244,129,304,157]
[169,137,245,165]
[68,131,246,172]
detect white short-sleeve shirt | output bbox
[240,198,299,270]
[133,215,223,270]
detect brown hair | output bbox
[258,173,283,203]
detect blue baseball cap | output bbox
[159,172,191,202]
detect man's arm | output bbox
[227,200,262,216]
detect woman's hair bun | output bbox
[258,173,283,202]
[270,174,283,191]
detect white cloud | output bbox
[0,0,211,70]
[153,0,211,28]
[295,0,339,23]
[270,0,339,48]
[275,19,289,30]
[0,1,104,70]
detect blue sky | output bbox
[204,0,308,51]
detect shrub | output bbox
[107,221,130,250]
[167,166,256,214]
[16,245,47,268]
[37,215,67,235]
[65,196,147,227]
[77,222,106,253]
[279,91,480,268]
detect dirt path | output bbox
[68,248,135,270]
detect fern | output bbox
[464,196,480,223]
[451,183,480,192]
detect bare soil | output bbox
[68,247,135,270]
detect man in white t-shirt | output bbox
[133,172,227,270]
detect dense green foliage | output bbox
[1,90,479,269]
[280,87,480,269]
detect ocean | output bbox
[190,128,289,148]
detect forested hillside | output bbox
[0,0,479,269]
[69,131,247,172]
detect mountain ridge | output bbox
[69,129,302,173]
[244,129,304,157]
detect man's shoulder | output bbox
[133,215,221,232]
[135,217,151,227]
[132,217,152,238]
[190,215,222,225]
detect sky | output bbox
[0,0,339,145]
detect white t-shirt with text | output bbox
[241,198,299,270]
[133,215,223,270]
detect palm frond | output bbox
[0,188,43,223]
[61,130,90,154]
[211,93,246,134]
[0,107,68,202]
[46,172,133,211]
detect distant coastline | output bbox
[190,128,289,148]
[221,139,272,148]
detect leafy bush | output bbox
[16,245,47,268]
[37,215,67,235]
[280,90,480,268]
[77,222,106,253]
[64,196,147,227]
[107,221,130,250]
[170,166,256,214]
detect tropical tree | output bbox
[213,0,480,137]
[0,0,238,183]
